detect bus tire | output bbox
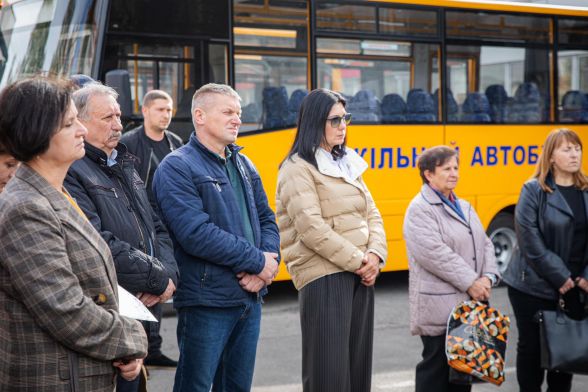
[487,212,516,278]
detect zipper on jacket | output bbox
[115,177,148,255]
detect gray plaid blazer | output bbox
[0,165,147,391]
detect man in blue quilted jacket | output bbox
[153,83,280,392]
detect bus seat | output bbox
[381,93,406,123]
[241,102,262,123]
[262,86,291,129]
[433,88,459,122]
[406,89,436,123]
[461,92,491,123]
[560,90,588,123]
[288,89,308,120]
[485,85,509,123]
[508,82,542,123]
[347,90,380,122]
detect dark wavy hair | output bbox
[0,76,73,162]
[281,88,347,169]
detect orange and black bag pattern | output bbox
[445,300,510,386]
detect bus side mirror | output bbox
[105,69,133,118]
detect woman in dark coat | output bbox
[504,128,588,392]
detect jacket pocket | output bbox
[417,291,468,328]
[195,176,227,193]
[90,184,118,199]
[417,280,463,327]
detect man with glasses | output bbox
[65,82,179,392]
[152,83,280,392]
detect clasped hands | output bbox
[237,252,279,293]
[355,252,380,287]
[113,357,144,381]
[467,276,492,302]
[559,277,588,295]
[137,278,176,307]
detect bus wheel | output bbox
[487,212,516,276]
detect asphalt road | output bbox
[146,272,588,391]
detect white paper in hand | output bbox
[117,285,158,322]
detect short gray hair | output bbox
[191,83,241,114]
[73,82,118,120]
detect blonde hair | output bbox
[533,128,588,192]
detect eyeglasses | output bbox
[326,113,352,128]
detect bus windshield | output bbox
[0,0,101,86]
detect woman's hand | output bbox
[576,277,588,293]
[467,277,492,302]
[113,358,143,381]
[355,253,380,286]
[559,278,575,295]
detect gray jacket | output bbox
[403,184,499,336]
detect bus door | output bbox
[101,0,231,140]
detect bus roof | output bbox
[372,0,588,16]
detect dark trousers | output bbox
[415,335,471,392]
[508,286,573,392]
[116,375,140,392]
[143,303,163,356]
[299,272,374,392]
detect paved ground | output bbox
[145,272,588,391]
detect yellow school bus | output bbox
[2,0,588,280]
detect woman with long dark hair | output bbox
[504,128,588,391]
[276,88,387,392]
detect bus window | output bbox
[378,7,438,37]
[558,51,588,123]
[445,10,551,124]
[103,40,227,138]
[446,45,549,124]
[0,0,100,86]
[233,0,309,132]
[235,54,307,131]
[316,2,376,33]
[558,18,588,123]
[317,38,439,124]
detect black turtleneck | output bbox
[557,184,587,275]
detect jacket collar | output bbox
[189,132,243,162]
[14,165,118,290]
[420,183,469,225]
[84,141,130,167]
[314,147,367,180]
[545,172,577,218]
[15,164,70,211]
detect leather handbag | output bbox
[538,297,588,374]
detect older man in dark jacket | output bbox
[65,82,179,392]
[153,83,280,392]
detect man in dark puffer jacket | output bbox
[65,82,179,392]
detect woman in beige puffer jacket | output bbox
[276,89,387,392]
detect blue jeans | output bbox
[173,302,262,392]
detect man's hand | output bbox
[159,279,176,303]
[467,277,492,302]
[237,272,266,293]
[355,253,380,286]
[113,358,143,381]
[560,277,575,295]
[576,277,588,293]
[257,252,279,284]
[136,292,159,307]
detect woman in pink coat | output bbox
[403,145,499,392]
